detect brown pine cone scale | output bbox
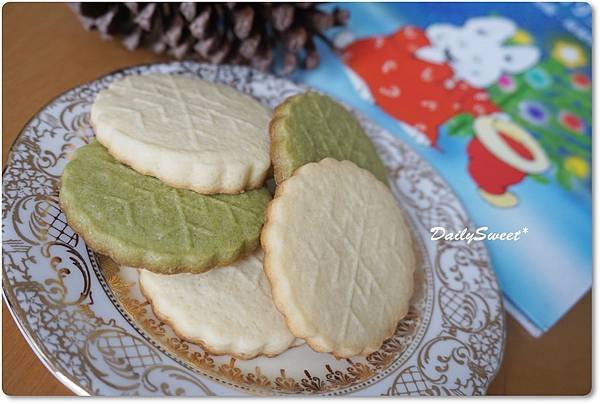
[69,2,349,73]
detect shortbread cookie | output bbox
[137,250,297,359]
[261,158,415,358]
[91,74,271,194]
[269,91,388,184]
[60,140,270,274]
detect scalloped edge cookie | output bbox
[91,74,271,194]
[136,250,299,360]
[59,140,271,274]
[269,91,389,185]
[261,158,415,358]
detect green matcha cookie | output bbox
[59,140,271,274]
[269,91,388,185]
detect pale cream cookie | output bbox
[137,250,298,360]
[261,158,415,358]
[91,74,271,194]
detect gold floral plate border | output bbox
[2,62,505,396]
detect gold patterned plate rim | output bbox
[2,62,505,396]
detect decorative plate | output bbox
[2,62,504,396]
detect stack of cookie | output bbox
[60,74,416,360]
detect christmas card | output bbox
[293,2,592,335]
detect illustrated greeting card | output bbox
[293,2,592,335]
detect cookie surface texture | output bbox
[91,74,271,194]
[59,140,271,274]
[137,250,297,359]
[261,158,415,358]
[269,91,388,184]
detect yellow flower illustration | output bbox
[511,29,533,45]
[552,41,587,68]
[564,155,589,179]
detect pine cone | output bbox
[69,2,349,73]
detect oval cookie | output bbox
[59,140,271,274]
[269,91,388,185]
[91,74,271,194]
[137,250,297,359]
[261,158,415,358]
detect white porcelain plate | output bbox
[2,62,504,396]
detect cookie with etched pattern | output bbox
[137,249,299,360]
[91,74,271,194]
[269,91,388,185]
[59,140,271,274]
[261,158,414,358]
